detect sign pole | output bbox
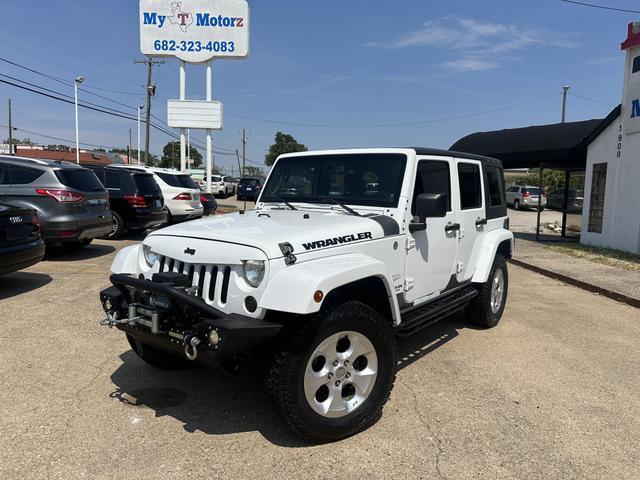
[205,61,213,194]
[179,60,187,172]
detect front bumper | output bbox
[99,273,282,365]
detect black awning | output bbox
[450,105,621,170]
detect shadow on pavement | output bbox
[0,271,52,300]
[44,243,116,262]
[513,231,579,243]
[109,351,308,447]
[108,311,479,446]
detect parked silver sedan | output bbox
[505,185,547,210]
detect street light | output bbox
[74,75,85,164]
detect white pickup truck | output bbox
[99,147,514,442]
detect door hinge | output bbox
[405,237,416,250]
[456,262,464,274]
[404,277,415,291]
[458,227,465,239]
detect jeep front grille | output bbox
[157,255,232,305]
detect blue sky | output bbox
[0,0,636,172]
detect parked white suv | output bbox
[115,166,203,222]
[100,148,513,442]
[210,175,235,198]
[506,185,546,210]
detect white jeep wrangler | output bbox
[99,148,513,442]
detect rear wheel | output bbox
[466,254,508,328]
[104,211,124,239]
[513,199,520,210]
[267,301,397,442]
[126,335,193,370]
[163,207,173,224]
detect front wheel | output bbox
[466,254,508,328]
[267,301,397,442]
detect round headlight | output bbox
[142,244,160,267]
[242,260,265,288]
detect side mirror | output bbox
[409,193,448,233]
[415,193,448,220]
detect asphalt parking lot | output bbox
[1,235,639,479]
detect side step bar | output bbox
[395,286,478,337]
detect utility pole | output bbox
[134,57,164,165]
[235,149,242,176]
[137,105,143,165]
[128,128,132,164]
[241,128,247,177]
[8,98,14,155]
[561,85,570,123]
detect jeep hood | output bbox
[147,209,397,259]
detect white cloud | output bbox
[366,17,579,72]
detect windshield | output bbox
[261,154,407,208]
[156,172,198,190]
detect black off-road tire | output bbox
[267,301,397,443]
[466,254,508,328]
[126,335,193,370]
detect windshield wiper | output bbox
[268,197,297,210]
[319,197,361,216]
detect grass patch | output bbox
[545,243,640,272]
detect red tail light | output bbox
[173,192,193,201]
[36,189,84,203]
[219,182,225,186]
[200,194,208,203]
[523,192,531,198]
[31,214,40,227]
[124,195,147,207]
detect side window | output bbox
[10,165,44,185]
[457,162,482,210]
[105,171,122,190]
[0,163,9,185]
[411,160,451,215]
[485,166,504,206]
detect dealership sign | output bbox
[139,0,249,63]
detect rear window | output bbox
[211,176,222,182]
[524,187,542,195]
[240,178,260,186]
[133,174,160,192]
[485,167,505,206]
[156,172,198,189]
[55,169,105,192]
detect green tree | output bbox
[160,141,202,169]
[509,169,567,193]
[265,132,307,166]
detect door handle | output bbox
[444,223,460,232]
[475,217,487,226]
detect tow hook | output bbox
[184,335,201,361]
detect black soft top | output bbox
[410,147,503,169]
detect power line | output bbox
[570,92,616,107]
[0,123,120,150]
[226,93,563,128]
[558,0,640,14]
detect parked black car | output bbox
[236,177,264,201]
[0,156,111,248]
[199,192,218,216]
[86,166,167,239]
[0,204,45,274]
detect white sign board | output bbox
[139,0,249,63]
[0,144,14,155]
[167,99,223,129]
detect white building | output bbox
[582,22,640,254]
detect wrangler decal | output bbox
[302,232,373,251]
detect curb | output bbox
[508,258,640,310]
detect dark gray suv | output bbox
[0,156,111,248]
